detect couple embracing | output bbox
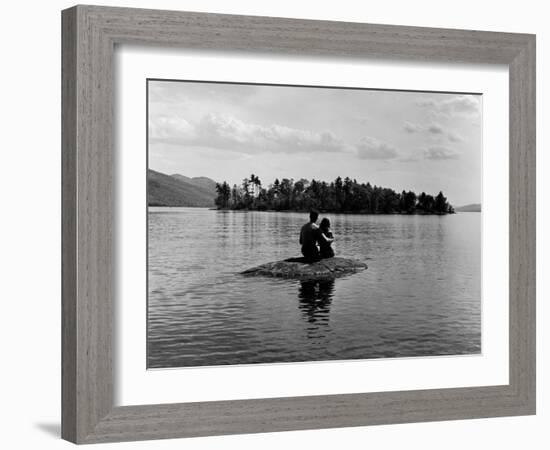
[299,210,335,262]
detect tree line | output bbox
[215,174,454,215]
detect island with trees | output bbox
[215,174,454,215]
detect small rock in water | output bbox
[241,257,367,281]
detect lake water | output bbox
[147,208,481,368]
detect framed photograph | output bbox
[62,5,536,444]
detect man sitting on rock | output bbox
[300,210,321,262]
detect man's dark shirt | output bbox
[300,222,320,259]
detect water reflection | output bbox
[297,280,335,327]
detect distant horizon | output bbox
[149,80,482,206]
[150,168,481,208]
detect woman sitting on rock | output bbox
[318,218,335,258]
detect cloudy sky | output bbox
[148,80,482,206]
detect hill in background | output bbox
[455,203,482,212]
[171,174,217,193]
[148,169,217,207]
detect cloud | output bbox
[428,124,464,142]
[427,123,444,134]
[149,81,260,105]
[416,95,480,117]
[415,99,437,108]
[441,95,480,114]
[148,85,190,104]
[447,131,464,142]
[404,121,464,144]
[150,113,348,154]
[424,147,460,160]
[399,155,420,163]
[403,121,421,133]
[356,137,399,160]
[150,116,195,140]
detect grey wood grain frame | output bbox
[61,5,536,444]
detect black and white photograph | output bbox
[147,79,482,369]
[1,0,544,447]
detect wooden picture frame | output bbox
[61,5,536,444]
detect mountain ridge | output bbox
[455,203,481,212]
[171,174,217,193]
[148,169,217,207]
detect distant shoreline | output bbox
[148,204,213,209]
[147,205,475,215]
[216,208,453,216]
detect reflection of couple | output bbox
[298,279,335,328]
[299,210,335,261]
